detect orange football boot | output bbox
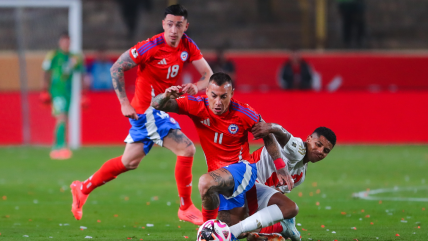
[178,203,204,225]
[70,180,89,220]
[50,150,61,160]
[58,148,72,160]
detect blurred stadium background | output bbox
[0,0,427,240]
[1,0,427,147]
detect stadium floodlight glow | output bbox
[0,0,82,149]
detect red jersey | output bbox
[129,33,203,113]
[176,95,260,172]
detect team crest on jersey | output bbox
[180,51,188,61]
[228,124,239,134]
[169,117,177,124]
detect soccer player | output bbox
[246,123,336,241]
[41,31,85,160]
[151,72,298,241]
[69,4,213,225]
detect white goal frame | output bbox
[0,0,83,149]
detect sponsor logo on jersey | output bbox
[157,58,167,65]
[180,51,188,61]
[228,124,239,134]
[169,117,177,124]
[131,48,138,58]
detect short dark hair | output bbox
[59,31,69,39]
[209,72,234,88]
[164,4,188,19]
[313,127,336,147]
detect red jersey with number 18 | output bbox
[128,33,203,113]
[176,95,260,172]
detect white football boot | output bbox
[280,218,301,241]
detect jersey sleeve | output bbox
[42,50,55,71]
[176,95,205,117]
[128,40,154,65]
[239,103,260,130]
[282,136,306,163]
[183,35,203,63]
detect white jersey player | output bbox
[253,134,307,193]
[244,123,336,241]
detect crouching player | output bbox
[245,122,336,241]
[152,73,299,241]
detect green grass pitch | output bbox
[0,145,427,240]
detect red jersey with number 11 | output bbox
[129,33,203,113]
[176,95,260,172]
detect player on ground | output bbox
[41,31,85,160]
[245,123,336,241]
[69,4,213,225]
[151,72,299,241]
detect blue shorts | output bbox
[218,161,258,211]
[124,107,180,154]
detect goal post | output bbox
[0,0,82,149]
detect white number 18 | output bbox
[167,65,179,79]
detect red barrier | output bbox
[1,91,427,145]
[230,52,428,91]
[88,52,428,92]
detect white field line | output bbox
[352,186,428,202]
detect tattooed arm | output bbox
[262,126,294,190]
[110,50,138,120]
[251,122,291,148]
[182,58,213,95]
[151,86,181,113]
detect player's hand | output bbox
[121,102,138,120]
[164,85,183,99]
[182,83,198,95]
[251,122,272,140]
[276,167,294,191]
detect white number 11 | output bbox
[214,132,223,144]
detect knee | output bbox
[181,143,196,157]
[122,157,141,170]
[198,174,213,196]
[281,201,299,219]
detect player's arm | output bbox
[182,58,213,95]
[110,49,138,120]
[151,86,182,113]
[252,122,292,148]
[258,117,294,191]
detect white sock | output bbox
[229,205,284,237]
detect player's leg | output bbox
[198,168,235,222]
[50,95,71,160]
[70,110,158,220]
[162,125,202,224]
[244,183,300,241]
[228,183,299,239]
[70,142,145,220]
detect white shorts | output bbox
[246,182,279,215]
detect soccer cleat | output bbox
[280,218,301,241]
[247,232,285,241]
[70,180,89,220]
[178,203,204,225]
[50,150,61,160]
[59,148,72,160]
